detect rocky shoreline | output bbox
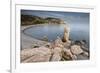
[21,25,89,63]
[21,25,51,50]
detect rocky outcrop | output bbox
[62,48,77,60]
[21,46,52,63]
[62,25,70,43]
[70,45,83,55]
[51,47,63,61]
[21,37,89,62]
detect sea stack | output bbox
[62,25,70,43]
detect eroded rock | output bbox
[51,47,63,61]
[54,37,64,48]
[21,46,52,62]
[70,45,83,55]
[62,48,77,60]
[62,25,70,43]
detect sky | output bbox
[21,10,90,27]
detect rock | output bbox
[81,45,89,52]
[54,36,64,48]
[62,48,73,60]
[42,36,48,41]
[62,25,70,43]
[82,51,89,57]
[45,43,51,48]
[71,55,77,60]
[77,54,89,60]
[70,45,83,55]
[50,47,63,61]
[21,46,52,63]
[62,48,77,60]
[51,53,62,61]
[63,40,71,48]
[74,40,82,45]
[81,40,87,45]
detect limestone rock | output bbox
[62,48,77,60]
[70,45,83,55]
[62,25,70,43]
[21,46,52,62]
[63,40,71,48]
[51,47,62,61]
[54,37,64,48]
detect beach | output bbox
[21,25,50,50]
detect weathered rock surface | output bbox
[62,48,77,60]
[70,45,83,55]
[62,25,70,43]
[21,46,52,63]
[50,47,63,61]
[54,37,64,48]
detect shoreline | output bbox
[21,24,50,50]
[21,24,89,62]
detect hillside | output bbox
[21,15,65,26]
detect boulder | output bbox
[70,45,83,55]
[21,46,52,63]
[54,36,64,48]
[63,40,71,48]
[62,48,77,60]
[62,25,70,43]
[50,47,62,61]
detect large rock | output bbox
[53,37,64,48]
[63,40,71,48]
[70,45,83,55]
[62,25,70,43]
[62,48,77,60]
[21,46,52,63]
[50,47,63,61]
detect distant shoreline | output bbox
[21,15,65,26]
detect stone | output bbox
[62,48,77,60]
[70,45,83,55]
[54,36,64,48]
[81,45,89,52]
[82,51,89,57]
[45,43,51,48]
[21,46,52,63]
[50,47,63,61]
[63,40,71,48]
[81,40,87,45]
[74,40,82,45]
[51,53,62,61]
[62,25,70,43]
[62,48,73,60]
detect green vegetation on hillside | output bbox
[21,15,65,26]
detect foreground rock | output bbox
[51,47,63,61]
[62,48,76,60]
[21,46,52,63]
[70,45,83,55]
